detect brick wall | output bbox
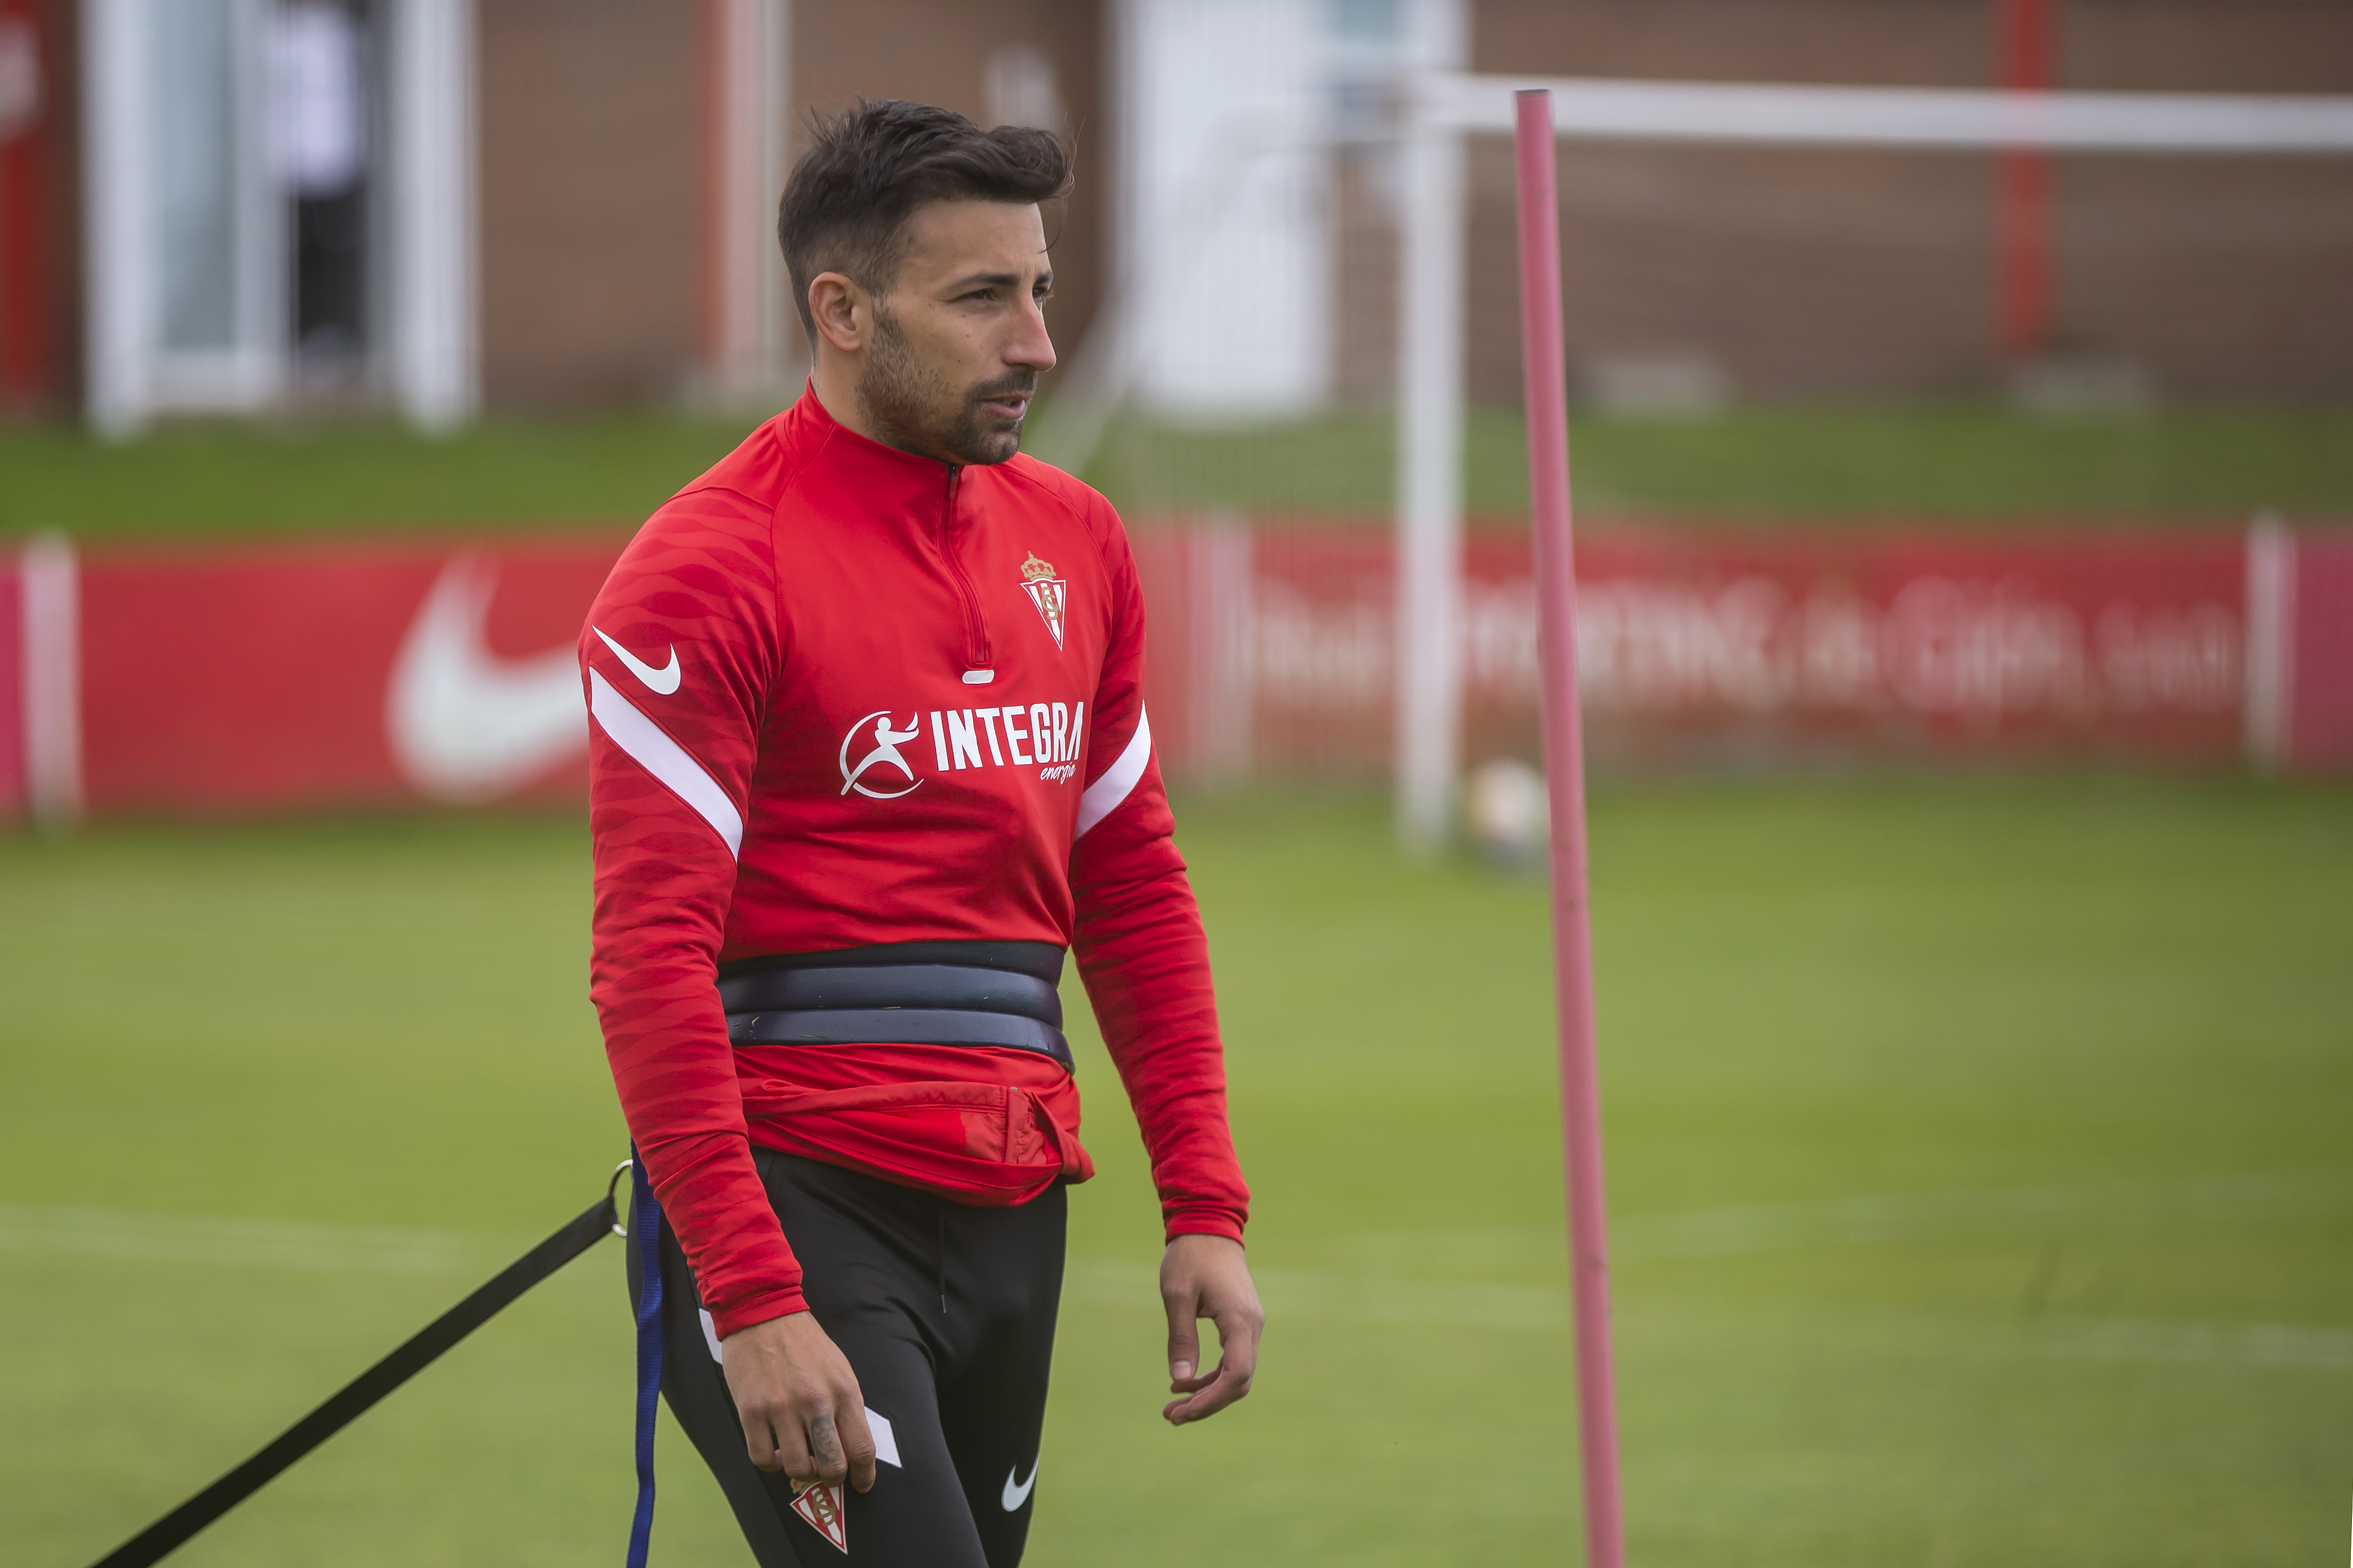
[474,0,1107,411]
[477,0,702,410]
[1433,0,2353,404]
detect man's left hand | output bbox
[1159,1233,1263,1426]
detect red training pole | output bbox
[0,0,51,406]
[1994,0,2055,361]
[1512,89,1628,1568]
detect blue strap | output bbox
[626,1152,665,1568]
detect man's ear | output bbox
[807,272,866,356]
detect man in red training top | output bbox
[582,99,1260,1566]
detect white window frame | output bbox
[84,0,478,435]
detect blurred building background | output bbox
[0,0,1110,427]
[2,0,2350,829]
[1460,0,2353,408]
[0,0,2349,432]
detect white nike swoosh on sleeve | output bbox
[593,626,683,695]
[1074,705,1151,839]
[1001,1459,1038,1511]
[589,670,744,857]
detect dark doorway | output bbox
[275,0,371,376]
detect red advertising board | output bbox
[1,521,2345,823]
[1473,528,2248,771]
[2292,534,2353,772]
[1142,522,2262,779]
[74,535,624,815]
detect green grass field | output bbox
[4,776,2348,1566]
[4,404,2349,542]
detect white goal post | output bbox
[1393,73,2353,849]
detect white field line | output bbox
[2030,1318,2353,1372]
[6,1171,2340,1276]
[1611,1170,2353,1260]
[0,1204,519,1276]
[1080,1262,1577,1333]
[1317,1171,2353,1274]
[9,1203,2344,1373]
[1065,1262,2353,1370]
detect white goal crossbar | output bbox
[1393,73,2353,848]
[1426,75,2353,154]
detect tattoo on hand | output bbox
[808,1414,842,1469]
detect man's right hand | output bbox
[718,1310,878,1493]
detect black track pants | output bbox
[629,1149,1066,1567]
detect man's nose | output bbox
[1007,292,1056,375]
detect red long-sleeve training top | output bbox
[581,389,1248,1338]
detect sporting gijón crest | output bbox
[1020,552,1067,650]
[791,1480,849,1552]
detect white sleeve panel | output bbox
[1075,705,1152,840]
[590,669,745,858]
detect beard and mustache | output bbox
[854,304,1038,468]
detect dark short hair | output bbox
[778,99,1073,340]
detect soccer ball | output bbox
[1465,758,1549,868]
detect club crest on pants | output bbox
[1020,552,1067,650]
[791,1479,849,1552]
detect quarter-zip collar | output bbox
[780,381,962,518]
[779,384,996,677]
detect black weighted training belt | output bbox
[718,938,1074,1072]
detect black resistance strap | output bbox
[84,1177,625,1568]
